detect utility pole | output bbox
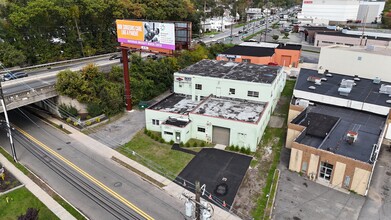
[73,17,85,57]
[195,181,201,220]
[264,8,268,42]
[203,0,206,37]
[0,75,17,162]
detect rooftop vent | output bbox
[325,73,333,77]
[379,84,391,95]
[308,86,316,90]
[307,76,321,83]
[386,100,391,104]
[353,77,360,81]
[295,99,310,108]
[373,77,381,84]
[346,131,358,145]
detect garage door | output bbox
[212,126,230,146]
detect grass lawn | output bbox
[0,187,59,220]
[251,80,295,219]
[118,131,197,177]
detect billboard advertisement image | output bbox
[116,20,176,50]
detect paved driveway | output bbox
[358,146,391,220]
[273,148,365,220]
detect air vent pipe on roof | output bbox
[346,131,358,145]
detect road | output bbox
[0,109,185,219]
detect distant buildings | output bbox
[216,42,302,67]
[145,60,286,151]
[299,0,385,25]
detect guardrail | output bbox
[0,52,118,74]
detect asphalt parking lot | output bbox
[175,148,252,207]
[273,148,365,220]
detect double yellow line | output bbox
[16,126,154,220]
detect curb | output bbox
[0,184,25,196]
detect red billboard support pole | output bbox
[121,48,132,111]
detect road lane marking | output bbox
[16,126,154,220]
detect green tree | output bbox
[0,42,26,67]
[272,35,279,41]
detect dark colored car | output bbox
[3,72,28,81]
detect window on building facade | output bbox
[195,84,202,90]
[152,119,160,125]
[227,57,235,61]
[247,91,259,97]
[242,59,251,63]
[229,88,235,95]
[164,131,173,135]
[344,176,351,188]
[319,162,333,182]
[197,127,206,132]
[301,161,308,173]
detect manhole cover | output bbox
[57,148,62,151]
[214,183,228,196]
[114,182,122,187]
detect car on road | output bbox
[238,30,243,34]
[246,39,258,42]
[3,72,28,81]
[209,35,215,38]
[234,33,239,37]
[146,54,164,60]
[109,53,121,60]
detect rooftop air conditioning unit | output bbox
[379,84,391,94]
[346,131,358,145]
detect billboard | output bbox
[116,20,176,50]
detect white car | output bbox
[210,35,215,38]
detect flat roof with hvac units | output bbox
[292,103,386,163]
[148,93,201,114]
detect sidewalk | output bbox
[0,153,76,220]
[40,112,241,220]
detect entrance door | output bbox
[281,55,292,67]
[319,162,333,182]
[175,132,181,143]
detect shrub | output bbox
[85,121,92,126]
[240,147,246,153]
[95,117,101,123]
[272,35,279,41]
[245,147,251,155]
[185,142,191,148]
[86,115,92,120]
[73,122,79,126]
[234,145,240,151]
[193,142,198,147]
[169,140,174,145]
[59,104,78,118]
[18,208,39,220]
[66,118,72,123]
[87,102,103,117]
[200,142,205,147]
[283,32,289,39]
[159,138,165,143]
[144,128,148,134]
[154,136,159,141]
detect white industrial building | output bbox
[317,45,391,83]
[145,60,286,151]
[299,0,385,24]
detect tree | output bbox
[272,35,279,41]
[283,32,289,39]
[0,42,26,67]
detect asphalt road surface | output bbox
[0,108,185,219]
